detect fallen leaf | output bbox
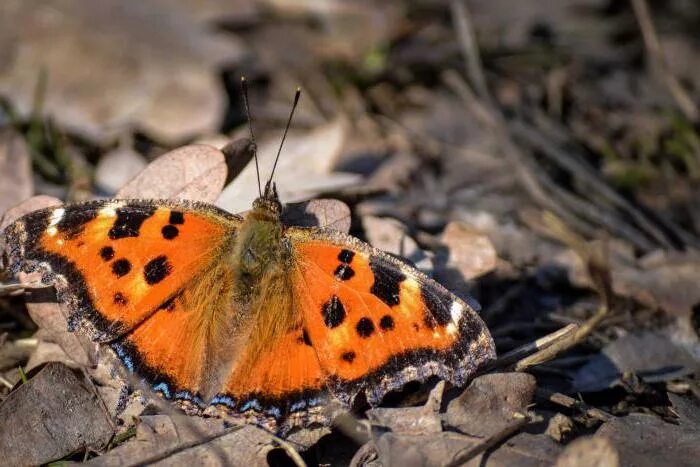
[668,393,700,428]
[0,0,245,143]
[374,431,561,467]
[595,413,700,467]
[117,144,227,202]
[0,129,33,216]
[0,195,62,271]
[220,137,257,186]
[435,221,498,281]
[95,146,148,196]
[85,414,276,466]
[555,436,619,467]
[559,247,700,321]
[282,198,351,233]
[363,215,432,273]
[445,372,536,437]
[0,195,62,232]
[216,118,362,214]
[0,362,113,465]
[366,382,445,435]
[572,332,700,392]
[19,271,96,370]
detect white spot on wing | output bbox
[48,208,65,227]
[446,323,457,335]
[450,301,464,323]
[46,226,58,237]
[99,201,123,218]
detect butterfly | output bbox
[2,86,495,435]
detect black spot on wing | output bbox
[99,246,114,261]
[341,351,356,363]
[334,264,355,281]
[56,206,98,239]
[144,255,172,285]
[322,295,346,328]
[356,317,375,338]
[113,292,128,306]
[161,225,179,239]
[108,206,155,240]
[338,249,354,264]
[369,256,406,307]
[169,211,185,225]
[111,259,132,277]
[420,282,454,329]
[379,315,394,331]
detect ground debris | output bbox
[0,362,113,465]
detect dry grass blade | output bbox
[488,324,579,370]
[630,0,698,122]
[513,211,612,371]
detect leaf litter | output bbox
[1,0,700,465]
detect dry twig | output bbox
[630,0,698,122]
[443,412,530,467]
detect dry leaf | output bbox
[572,332,699,392]
[0,363,113,465]
[0,195,62,234]
[437,222,497,281]
[555,436,619,467]
[595,413,700,466]
[19,271,96,370]
[86,415,276,466]
[217,118,361,213]
[117,144,226,202]
[0,0,245,143]
[445,372,536,437]
[95,146,148,196]
[282,198,351,233]
[0,129,33,216]
[363,215,432,272]
[375,431,561,467]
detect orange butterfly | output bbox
[3,87,495,434]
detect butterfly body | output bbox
[3,189,495,433]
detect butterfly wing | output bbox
[286,227,495,405]
[4,199,242,397]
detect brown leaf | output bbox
[0,128,32,216]
[117,144,226,202]
[572,332,699,392]
[595,413,700,466]
[437,221,498,280]
[0,362,113,465]
[282,198,351,233]
[20,271,96,370]
[375,431,561,467]
[363,215,432,272]
[217,118,361,213]
[445,372,536,437]
[0,195,62,234]
[220,137,257,186]
[555,436,619,467]
[94,146,148,196]
[0,0,245,143]
[85,415,275,466]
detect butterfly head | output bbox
[252,180,282,219]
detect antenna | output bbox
[266,87,301,190]
[240,76,262,198]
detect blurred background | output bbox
[1,0,700,465]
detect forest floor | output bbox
[0,1,699,465]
